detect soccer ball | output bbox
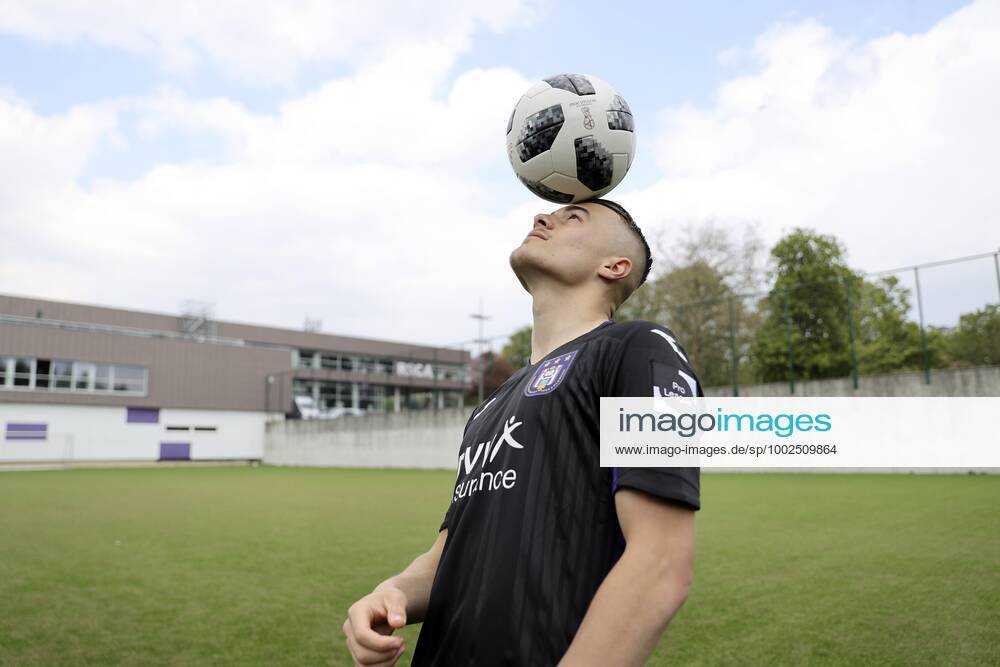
[506,73,635,204]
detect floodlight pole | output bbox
[470,298,491,404]
[914,267,931,385]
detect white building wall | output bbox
[0,403,268,462]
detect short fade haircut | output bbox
[586,198,653,288]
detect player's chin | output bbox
[509,242,538,268]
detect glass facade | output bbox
[0,355,148,396]
[293,348,466,383]
[291,378,463,415]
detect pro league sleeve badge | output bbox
[651,360,699,398]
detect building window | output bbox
[405,389,435,410]
[73,362,95,390]
[112,365,147,393]
[358,383,386,412]
[95,364,112,391]
[317,381,351,410]
[35,359,50,389]
[295,351,317,369]
[13,358,32,387]
[52,360,72,389]
[0,356,148,396]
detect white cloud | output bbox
[626,0,1000,277]
[0,0,539,83]
[0,41,539,346]
[6,1,996,348]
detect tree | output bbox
[617,220,765,388]
[619,261,737,387]
[946,304,1000,366]
[853,276,938,374]
[751,229,934,383]
[464,352,514,405]
[751,229,857,381]
[502,326,532,370]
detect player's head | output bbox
[509,198,652,317]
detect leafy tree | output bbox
[464,352,514,405]
[619,261,740,387]
[751,229,937,383]
[853,276,944,374]
[946,304,1000,366]
[617,220,765,388]
[502,325,532,370]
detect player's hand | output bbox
[343,584,408,666]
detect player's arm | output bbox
[342,528,448,666]
[556,491,695,667]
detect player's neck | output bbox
[529,286,609,365]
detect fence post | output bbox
[783,288,795,395]
[845,276,859,390]
[914,267,931,385]
[994,251,1000,303]
[728,296,739,396]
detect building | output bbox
[0,294,469,464]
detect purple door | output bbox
[159,442,191,461]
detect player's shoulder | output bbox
[600,318,694,369]
[599,318,680,345]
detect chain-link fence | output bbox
[474,250,1000,397]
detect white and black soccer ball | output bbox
[506,73,635,204]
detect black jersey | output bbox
[410,319,701,667]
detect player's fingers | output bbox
[346,632,401,666]
[367,643,405,667]
[348,604,404,653]
[381,588,408,628]
[344,633,361,665]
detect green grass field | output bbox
[0,467,997,666]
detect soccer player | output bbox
[342,199,701,666]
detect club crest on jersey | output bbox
[524,349,578,397]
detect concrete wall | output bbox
[264,366,1000,471]
[0,403,269,462]
[264,408,467,469]
[703,364,1000,397]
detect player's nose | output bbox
[533,213,553,230]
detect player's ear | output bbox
[597,255,632,283]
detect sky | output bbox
[1,0,997,353]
